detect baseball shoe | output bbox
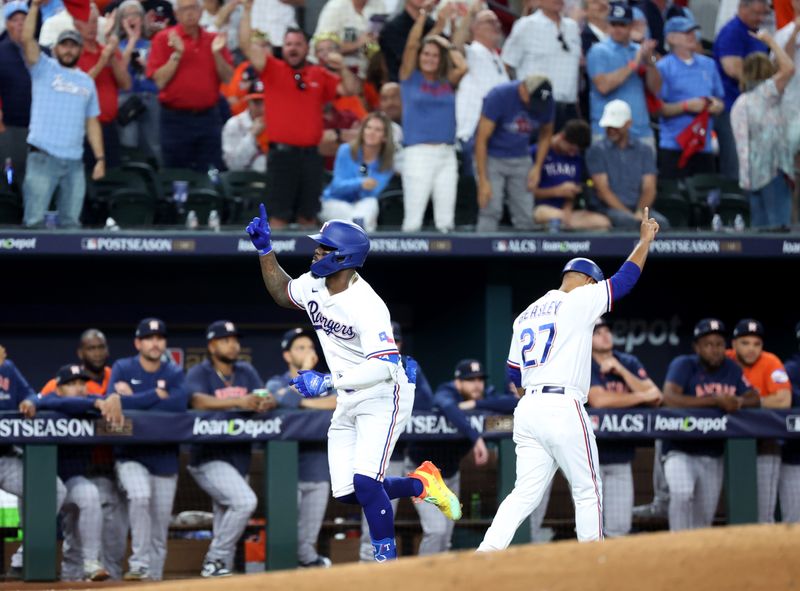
[84,560,110,582]
[299,556,332,568]
[408,460,462,520]
[5,566,22,581]
[123,567,150,581]
[632,502,668,519]
[200,559,232,578]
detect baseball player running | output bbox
[186,320,270,577]
[246,204,461,562]
[478,208,659,549]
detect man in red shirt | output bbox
[240,1,360,227]
[75,3,132,168]
[147,0,233,171]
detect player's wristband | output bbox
[258,246,273,256]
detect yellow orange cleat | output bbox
[408,460,462,520]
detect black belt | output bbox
[269,143,318,153]
[541,386,565,394]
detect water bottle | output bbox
[186,210,199,230]
[548,218,562,233]
[470,492,481,520]
[104,217,120,231]
[711,213,723,232]
[208,209,220,231]
[733,214,746,232]
[4,158,12,186]
[207,165,221,187]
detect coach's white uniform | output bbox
[479,279,612,548]
[288,272,414,498]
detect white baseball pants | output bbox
[401,144,457,232]
[320,198,379,232]
[663,451,722,531]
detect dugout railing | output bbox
[2,407,789,581]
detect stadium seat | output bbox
[84,169,149,226]
[685,173,741,204]
[180,188,225,225]
[717,193,750,227]
[377,189,404,229]
[655,193,692,228]
[0,189,23,225]
[220,170,268,223]
[656,177,686,199]
[455,174,478,228]
[107,188,156,227]
[122,161,159,198]
[119,146,160,171]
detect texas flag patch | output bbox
[379,331,395,344]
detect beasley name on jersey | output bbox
[507,281,612,400]
[287,272,405,378]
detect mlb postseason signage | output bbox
[0,408,798,443]
[1,231,800,258]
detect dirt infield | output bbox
[5,525,799,591]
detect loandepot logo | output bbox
[192,417,283,438]
[654,415,729,434]
[0,418,94,437]
[0,237,37,251]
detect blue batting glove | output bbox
[245,203,272,255]
[404,357,418,385]
[291,370,333,398]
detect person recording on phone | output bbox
[313,0,387,77]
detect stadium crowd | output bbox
[1,312,800,580]
[1,0,799,230]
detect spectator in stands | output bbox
[588,317,662,537]
[199,0,243,57]
[775,1,800,158]
[379,0,436,82]
[186,320,268,578]
[320,111,394,232]
[75,3,132,169]
[474,76,554,232]
[407,359,518,554]
[726,319,791,524]
[20,364,124,582]
[533,118,611,230]
[314,0,386,77]
[586,2,660,151]
[580,0,610,131]
[107,318,188,581]
[781,321,800,523]
[633,0,695,54]
[399,8,467,232]
[222,78,267,171]
[586,99,670,229]
[247,0,299,61]
[146,0,233,172]
[713,0,769,181]
[656,17,724,179]
[661,319,759,531]
[41,329,112,395]
[731,31,796,229]
[0,1,32,185]
[105,0,176,30]
[266,328,335,568]
[117,0,162,166]
[21,1,105,229]
[379,81,404,172]
[502,0,581,130]
[453,7,508,178]
[240,6,360,227]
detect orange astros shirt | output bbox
[40,367,112,396]
[725,350,791,397]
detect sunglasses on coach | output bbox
[293,72,307,91]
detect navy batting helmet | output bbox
[561,257,604,282]
[309,220,370,277]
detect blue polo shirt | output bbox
[533,143,583,208]
[713,16,768,110]
[482,81,555,158]
[662,355,750,458]
[27,55,100,160]
[585,137,656,209]
[590,351,649,465]
[586,38,653,140]
[400,70,456,146]
[657,53,723,151]
[0,38,32,127]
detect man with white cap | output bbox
[0,1,32,184]
[222,77,268,172]
[586,99,670,229]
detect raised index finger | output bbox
[643,206,650,220]
[259,202,267,223]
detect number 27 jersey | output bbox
[507,281,612,402]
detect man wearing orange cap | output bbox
[222,78,268,172]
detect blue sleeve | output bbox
[732,365,751,396]
[623,354,646,377]
[586,43,609,78]
[434,385,481,442]
[711,64,725,99]
[184,365,208,395]
[245,365,263,391]
[411,362,435,411]
[714,27,744,59]
[541,97,556,126]
[475,394,519,413]
[120,389,162,409]
[151,366,188,412]
[641,144,657,175]
[506,364,521,388]
[364,167,394,198]
[665,356,690,390]
[481,87,504,123]
[266,375,302,409]
[8,362,36,405]
[590,362,604,387]
[326,144,363,200]
[655,60,670,100]
[32,394,98,414]
[584,144,606,176]
[608,260,642,302]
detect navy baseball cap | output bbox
[281,327,314,351]
[4,0,28,20]
[594,317,611,331]
[733,318,765,339]
[136,317,167,338]
[664,15,700,35]
[608,2,633,23]
[693,318,726,341]
[455,359,486,380]
[207,320,239,341]
[55,364,91,385]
